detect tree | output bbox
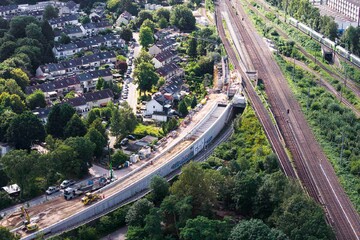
[119,102,137,135]
[7,112,46,149]
[180,216,231,240]
[0,17,9,30]
[126,198,154,227]
[232,171,261,215]
[78,226,98,240]
[25,23,43,42]
[0,41,16,61]
[134,62,159,94]
[96,77,104,90]
[90,118,107,139]
[63,137,95,176]
[171,162,220,215]
[158,17,168,29]
[190,95,197,108]
[143,208,163,239]
[275,194,334,240]
[58,33,71,44]
[137,10,153,27]
[187,37,197,58]
[41,21,55,43]
[85,127,107,158]
[80,15,91,24]
[141,19,156,32]
[64,114,87,138]
[150,175,169,205]
[0,92,26,114]
[46,103,76,138]
[155,8,171,22]
[0,226,20,240]
[170,5,196,31]
[120,27,133,42]
[112,150,129,168]
[190,0,201,6]
[6,68,30,91]
[9,16,38,38]
[0,109,16,142]
[178,100,188,117]
[139,26,154,49]
[1,150,39,198]
[110,108,122,139]
[43,5,58,20]
[86,108,101,126]
[134,50,153,67]
[26,90,46,110]
[51,144,80,177]
[324,21,338,41]
[229,219,288,240]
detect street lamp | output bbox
[108,141,113,180]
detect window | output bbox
[153,106,155,108]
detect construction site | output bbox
[0,92,242,239]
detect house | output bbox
[32,108,51,124]
[156,63,183,79]
[54,25,85,41]
[26,77,81,98]
[59,1,79,15]
[154,28,174,41]
[152,49,178,68]
[116,11,133,26]
[145,99,163,116]
[36,51,117,77]
[144,4,162,11]
[152,111,167,122]
[84,89,114,108]
[83,21,112,36]
[53,43,81,58]
[77,69,113,91]
[149,38,177,55]
[0,5,18,17]
[67,96,88,113]
[48,14,79,29]
[161,76,184,95]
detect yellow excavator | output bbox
[20,206,38,232]
[81,192,100,205]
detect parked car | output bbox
[46,186,60,195]
[127,135,136,140]
[120,138,129,146]
[60,179,76,189]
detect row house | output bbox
[66,89,114,114]
[83,21,112,36]
[149,38,177,55]
[26,77,81,99]
[32,107,51,124]
[48,14,79,29]
[156,63,184,80]
[53,34,124,58]
[36,51,117,77]
[54,25,85,41]
[77,69,113,91]
[152,49,178,68]
[0,5,18,17]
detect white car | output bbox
[46,186,60,195]
[60,180,76,189]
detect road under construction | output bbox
[1,93,246,239]
[216,0,360,238]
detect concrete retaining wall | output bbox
[22,103,233,240]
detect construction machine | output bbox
[20,206,38,232]
[81,192,100,205]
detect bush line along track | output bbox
[216,4,296,179]
[244,0,360,99]
[218,0,360,238]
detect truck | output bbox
[63,176,107,200]
[81,192,100,205]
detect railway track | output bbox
[243,0,360,99]
[215,4,296,180]
[221,0,360,238]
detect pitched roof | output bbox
[83,21,111,30]
[67,96,87,107]
[119,11,132,20]
[0,5,18,13]
[77,69,112,82]
[83,89,113,102]
[32,108,51,119]
[54,26,83,37]
[54,43,79,52]
[155,38,176,51]
[48,14,78,25]
[154,49,177,63]
[156,63,180,77]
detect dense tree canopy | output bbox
[134,61,159,94]
[170,5,196,31]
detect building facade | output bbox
[327,0,360,25]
